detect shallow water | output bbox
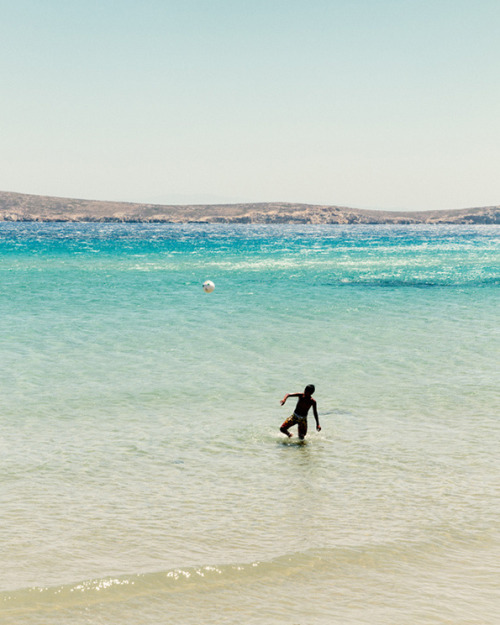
[1,223,499,624]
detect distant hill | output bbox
[0,190,498,224]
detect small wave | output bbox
[1,562,265,614]
[330,276,499,288]
[3,535,493,615]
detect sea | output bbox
[0,222,498,625]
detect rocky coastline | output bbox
[0,190,498,224]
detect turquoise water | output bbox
[1,223,499,624]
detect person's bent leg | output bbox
[280,416,294,437]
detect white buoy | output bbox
[203,280,215,293]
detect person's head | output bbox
[304,384,315,396]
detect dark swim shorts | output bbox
[281,412,307,428]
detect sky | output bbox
[1,0,499,211]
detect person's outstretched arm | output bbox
[280,392,300,405]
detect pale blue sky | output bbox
[1,0,499,210]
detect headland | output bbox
[0,190,498,224]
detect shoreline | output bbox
[1,190,499,224]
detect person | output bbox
[280,384,321,439]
